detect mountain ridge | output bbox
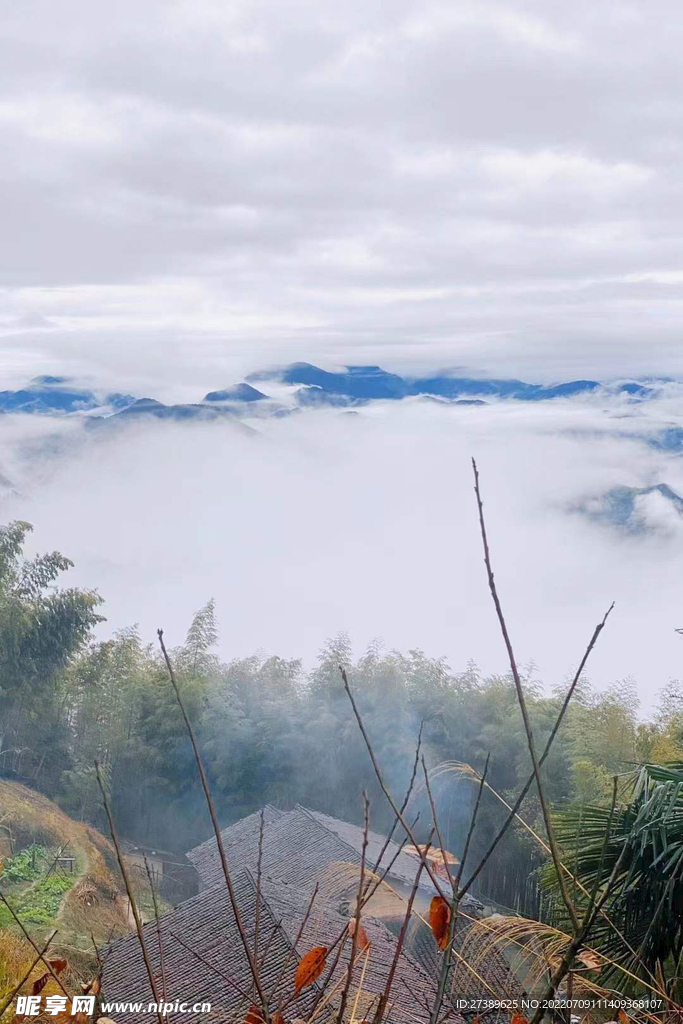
[0,363,661,423]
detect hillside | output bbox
[0,781,136,973]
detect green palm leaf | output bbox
[541,763,683,990]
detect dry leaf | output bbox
[294,946,327,994]
[245,1006,265,1024]
[618,1011,629,1024]
[348,918,370,951]
[576,949,602,970]
[32,973,50,996]
[405,845,459,866]
[429,895,451,950]
[49,959,68,975]
[271,1013,287,1024]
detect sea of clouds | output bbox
[3,388,683,713]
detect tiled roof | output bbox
[187,805,480,910]
[302,807,464,898]
[186,805,283,890]
[183,806,519,1011]
[102,868,445,1024]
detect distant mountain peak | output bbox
[30,375,69,386]
[575,482,683,533]
[204,383,268,403]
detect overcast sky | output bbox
[2,0,683,394]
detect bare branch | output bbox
[169,931,253,1002]
[95,760,164,1024]
[338,792,370,1024]
[143,852,168,1008]
[373,830,434,1024]
[0,894,69,998]
[471,458,580,934]
[370,722,423,877]
[460,602,614,898]
[157,628,270,1020]
[340,666,449,902]
[456,753,490,889]
[432,755,490,1024]
[269,882,319,1005]
[421,757,455,889]
[0,930,57,1018]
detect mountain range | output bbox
[3,364,683,534]
[0,363,660,423]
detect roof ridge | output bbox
[187,804,283,860]
[294,804,363,866]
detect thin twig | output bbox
[254,809,265,974]
[169,931,252,1002]
[350,946,371,1024]
[527,736,632,1022]
[421,757,455,888]
[306,935,348,1019]
[95,760,164,1024]
[370,723,423,877]
[373,832,434,1024]
[157,629,270,1021]
[362,817,420,909]
[432,756,490,1024]
[270,883,319,1005]
[143,853,168,1008]
[338,793,370,1024]
[0,893,69,998]
[339,666,449,903]
[460,600,613,898]
[471,458,580,934]
[456,753,490,889]
[0,930,57,1018]
[259,920,284,974]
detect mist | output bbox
[4,391,683,713]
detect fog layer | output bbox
[5,393,683,711]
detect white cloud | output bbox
[1,0,683,379]
[3,0,683,716]
[3,394,683,713]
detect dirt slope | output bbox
[0,780,133,963]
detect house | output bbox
[103,807,519,1023]
[187,804,483,919]
[120,840,170,883]
[119,840,198,903]
[102,867,443,1024]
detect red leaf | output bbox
[294,947,327,994]
[429,896,451,950]
[348,917,370,951]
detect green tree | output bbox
[0,521,103,795]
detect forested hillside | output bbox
[1,520,682,913]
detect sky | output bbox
[3,1,683,711]
[3,0,683,394]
